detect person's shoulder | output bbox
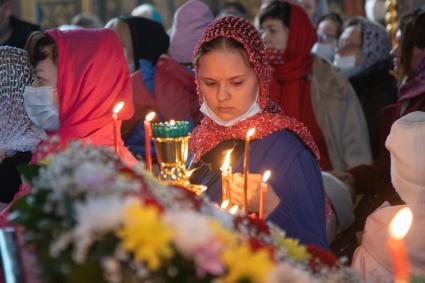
[10,16,40,33]
[260,130,311,154]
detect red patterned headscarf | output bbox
[189,16,319,163]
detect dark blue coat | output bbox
[190,130,328,249]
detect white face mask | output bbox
[333,54,357,70]
[200,90,261,127]
[23,86,60,132]
[312,43,336,62]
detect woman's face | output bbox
[260,18,288,51]
[317,19,338,44]
[336,25,363,65]
[198,48,259,121]
[32,47,58,88]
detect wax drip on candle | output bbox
[259,170,271,220]
[243,128,256,213]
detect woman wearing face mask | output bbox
[260,1,372,172]
[339,10,425,231]
[312,13,343,62]
[24,29,137,166]
[0,46,46,204]
[335,18,397,159]
[189,16,328,249]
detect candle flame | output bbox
[170,120,176,126]
[246,128,256,138]
[221,200,230,209]
[186,168,196,178]
[113,101,125,114]
[389,207,413,240]
[220,149,233,172]
[229,205,239,215]
[145,112,156,122]
[262,170,271,182]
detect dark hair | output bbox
[258,0,291,29]
[400,9,425,77]
[317,12,343,37]
[25,31,58,67]
[196,37,247,66]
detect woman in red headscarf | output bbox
[259,1,372,172]
[24,29,137,167]
[189,16,328,249]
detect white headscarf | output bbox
[0,46,46,158]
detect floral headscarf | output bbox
[358,18,392,73]
[189,16,319,163]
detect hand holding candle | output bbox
[243,128,256,213]
[144,112,156,172]
[112,101,125,155]
[388,207,413,283]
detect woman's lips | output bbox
[217,107,234,114]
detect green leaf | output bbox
[18,164,41,184]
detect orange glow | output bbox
[221,200,230,209]
[229,205,239,215]
[220,149,233,172]
[145,112,156,122]
[112,101,125,114]
[262,170,271,183]
[246,128,256,138]
[389,207,413,240]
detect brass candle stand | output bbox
[152,121,206,195]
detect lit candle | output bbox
[144,112,156,172]
[112,101,125,155]
[220,149,233,203]
[388,207,413,283]
[243,128,256,214]
[229,205,239,215]
[259,170,271,220]
[221,199,230,210]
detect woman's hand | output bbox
[229,173,279,217]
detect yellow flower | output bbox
[274,234,310,262]
[209,220,237,246]
[221,243,274,283]
[116,202,174,270]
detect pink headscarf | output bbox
[32,28,136,166]
[189,16,319,163]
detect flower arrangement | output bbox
[9,140,363,283]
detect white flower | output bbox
[102,257,122,283]
[74,162,115,190]
[268,262,317,283]
[164,210,214,257]
[72,196,136,263]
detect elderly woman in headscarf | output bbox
[352,111,425,281]
[334,17,398,159]
[0,46,46,203]
[259,1,372,172]
[189,16,328,249]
